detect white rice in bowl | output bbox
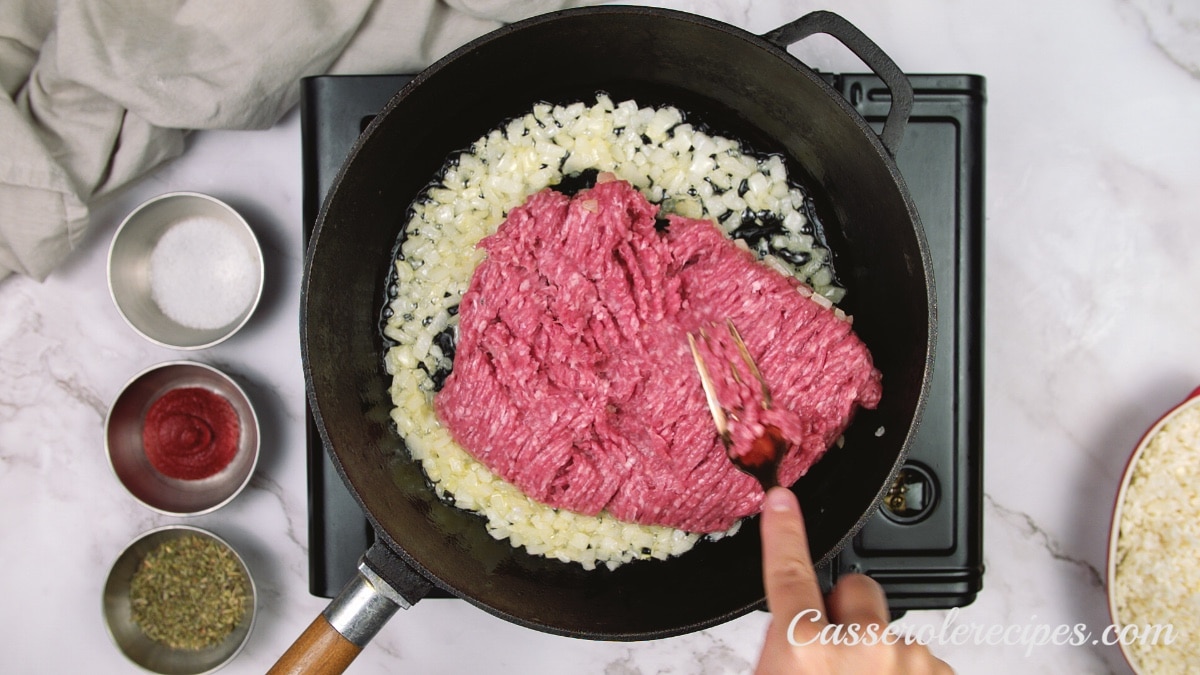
[1111,398,1200,672]
[384,94,841,570]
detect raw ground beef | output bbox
[434,179,881,533]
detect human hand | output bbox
[755,487,953,674]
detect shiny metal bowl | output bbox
[105,361,259,515]
[103,525,256,674]
[108,192,264,350]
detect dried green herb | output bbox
[129,534,248,651]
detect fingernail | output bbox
[764,487,796,512]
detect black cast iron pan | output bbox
[273,7,934,673]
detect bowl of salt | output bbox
[108,192,264,350]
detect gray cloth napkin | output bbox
[0,0,590,283]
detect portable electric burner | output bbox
[300,71,985,614]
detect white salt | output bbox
[149,216,258,330]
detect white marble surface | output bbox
[4,0,1200,673]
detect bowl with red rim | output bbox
[1106,385,1200,674]
[105,361,259,515]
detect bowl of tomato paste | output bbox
[106,361,260,515]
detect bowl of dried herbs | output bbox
[103,525,256,674]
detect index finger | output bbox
[760,486,827,641]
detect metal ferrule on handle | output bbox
[268,559,413,675]
[324,561,410,647]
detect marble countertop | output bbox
[4,0,1199,673]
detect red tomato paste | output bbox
[142,387,240,480]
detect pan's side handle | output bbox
[762,11,913,156]
[269,542,434,674]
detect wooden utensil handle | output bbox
[269,562,409,674]
[268,615,362,675]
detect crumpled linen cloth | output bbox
[0,0,592,283]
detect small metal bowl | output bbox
[106,361,259,515]
[103,525,256,674]
[108,192,264,350]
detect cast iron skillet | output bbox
[273,7,934,673]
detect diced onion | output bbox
[382,94,845,570]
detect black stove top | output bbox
[300,72,985,613]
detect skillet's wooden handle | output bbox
[268,615,362,675]
[269,562,408,674]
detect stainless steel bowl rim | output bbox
[106,191,265,350]
[102,524,257,675]
[104,360,261,516]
